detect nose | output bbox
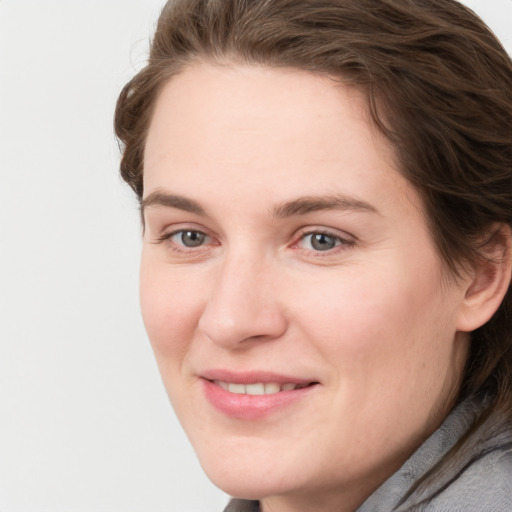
[197,252,288,349]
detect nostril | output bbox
[198,298,288,349]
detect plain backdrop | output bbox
[0,1,510,511]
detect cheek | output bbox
[139,257,203,360]
[288,266,462,456]
[291,262,456,383]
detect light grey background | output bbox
[0,1,510,511]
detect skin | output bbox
[140,63,473,512]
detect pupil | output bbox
[311,233,336,251]
[182,231,205,247]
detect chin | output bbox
[206,469,292,501]
[197,446,306,500]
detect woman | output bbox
[115,0,512,510]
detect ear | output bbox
[457,224,512,332]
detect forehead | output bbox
[146,64,391,168]
[143,62,416,220]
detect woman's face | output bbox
[141,63,470,510]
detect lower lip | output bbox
[202,379,317,420]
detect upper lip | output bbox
[200,369,318,385]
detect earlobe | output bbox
[456,224,512,332]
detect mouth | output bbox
[212,380,312,395]
[200,371,319,419]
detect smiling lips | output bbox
[214,381,310,395]
[201,372,318,419]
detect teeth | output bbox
[215,381,303,395]
[245,383,265,395]
[264,383,281,394]
[229,383,246,394]
[217,381,229,391]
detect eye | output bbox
[297,231,353,253]
[152,227,217,258]
[170,230,209,248]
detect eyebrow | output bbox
[272,194,379,218]
[140,191,379,221]
[141,191,206,217]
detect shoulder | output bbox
[422,445,512,512]
[362,398,512,512]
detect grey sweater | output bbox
[224,397,512,511]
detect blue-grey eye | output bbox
[304,232,340,251]
[175,230,207,247]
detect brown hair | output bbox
[115,0,512,504]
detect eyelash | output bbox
[154,228,355,257]
[155,229,213,254]
[292,229,355,257]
